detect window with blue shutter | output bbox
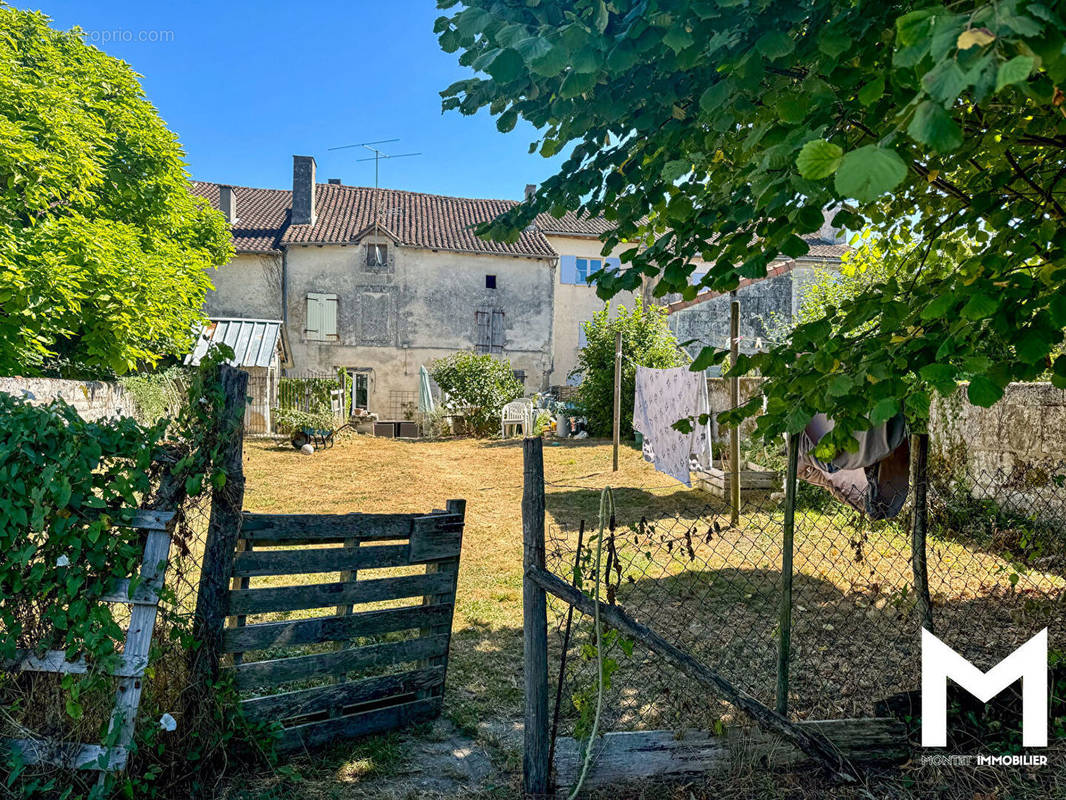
[562,255,614,284]
[558,254,577,284]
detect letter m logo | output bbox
[921,628,1048,747]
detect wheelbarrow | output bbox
[290,422,352,450]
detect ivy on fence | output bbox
[0,345,279,800]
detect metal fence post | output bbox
[613,330,622,472]
[911,432,934,634]
[522,436,550,796]
[776,432,799,716]
[729,297,741,526]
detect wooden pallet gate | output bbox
[222,504,465,751]
[195,366,466,752]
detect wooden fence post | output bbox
[911,432,934,634]
[776,432,799,716]
[192,365,248,684]
[523,436,550,797]
[613,330,622,472]
[729,297,741,526]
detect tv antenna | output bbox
[328,138,421,238]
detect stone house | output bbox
[193,157,646,416]
[193,155,843,414]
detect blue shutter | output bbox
[559,255,577,284]
[604,257,621,273]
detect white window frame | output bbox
[575,257,602,283]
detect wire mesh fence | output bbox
[544,459,1066,748]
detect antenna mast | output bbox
[328,138,421,240]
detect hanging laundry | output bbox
[633,366,712,487]
[797,413,910,519]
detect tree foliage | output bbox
[437,0,1066,451]
[573,299,685,437]
[0,8,233,377]
[431,351,524,436]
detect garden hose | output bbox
[569,485,614,800]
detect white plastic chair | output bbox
[501,400,534,438]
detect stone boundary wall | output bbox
[929,382,1066,474]
[707,377,1064,475]
[0,377,135,421]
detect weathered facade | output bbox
[193,159,558,415]
[194,156,846,412]
[543,218,644,387]
[667,246,847,373]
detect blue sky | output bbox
[21,0,564,200]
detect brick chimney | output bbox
[292,155,317,225]
[524,183,536,201]
[218,185,238,224]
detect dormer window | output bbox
[367,243,388,267]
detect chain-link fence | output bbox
[543,459,1066,749]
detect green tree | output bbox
[573,299,685,437]
[430,351,524,436]
[0,8,232,377]
[437,0,1066,452]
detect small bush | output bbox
[430,352,523,437]
[120,366,189,424]
[573,299,686,437]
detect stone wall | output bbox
[702,378,1065,478]
[0,377,135,421]
[930,383,1066,474]
[707,376,765,440]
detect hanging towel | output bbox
[633,366,712,486]
[797,413,910,519]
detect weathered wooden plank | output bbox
[101,574,165,605]
[276,697,442,752]
[1,739,128,771]
[222,603,454,652]
[232,633,450,690]
[240,666,445,722]
[408,517,463,563]
[522,439,550,797]
[106,528,173,752]
[4,649,148,678]
[417,500,463,703]
[240,512,460,543]
[227,571,455,616]
[527,566,857,782]
[553,719,908,791]
[192,365,247,685]
[118,509,175,531]
[232,543,411,578]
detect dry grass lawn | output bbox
[225,433,1064,800]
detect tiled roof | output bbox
[281,184,557,258]
[534,210,616,237]
[190,182,290,253]
[190,180,851,263]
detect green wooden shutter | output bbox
[322,295,338,338]
[306,294,322,340]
